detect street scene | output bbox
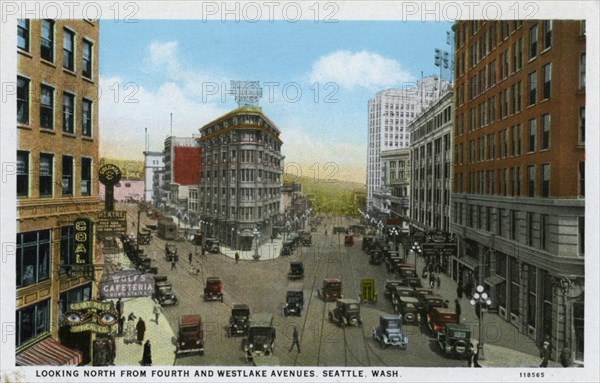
[7,3,597,382]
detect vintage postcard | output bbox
[1,1,598,382]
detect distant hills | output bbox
[99,158,144,180]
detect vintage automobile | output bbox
[193,231,203,246]
[372,314,408,349]
[329,299,362,327]
[359,278,378,303]
[137,229,152,245]
[428,307,459,334]
[344,235,355,246]
[299,231,312,246]
[414,287,435,311]
[396,263,418,278]
[386,256,403,274]
[332,226,347,234]
[421,295,449,324]
[281,240,294,256]
[204,238,220,254]
[396,296,421,325]
[318,278,343,302]
[369,250,382,265]
[228,304,250,337]
[288,261,304,279]
[283,287,304,317]
[136,257,158,274]
[204,277,224,302]
[176,314,204,356]
[243,313,276,359]
[165,243,178,262]
[437,323,472,358]
[391,286,416,310]
[154,276,178,306]
[399,276,423,289]
[362,236,375,251]
[384,280,405,299]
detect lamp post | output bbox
[253,228,261,260]
[410,241,422,268]
[389,226,399,253]
[470,284,492,360]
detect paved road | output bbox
[118,205,461,367]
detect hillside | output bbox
[99,157,145,180]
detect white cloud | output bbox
[309,50,413,90]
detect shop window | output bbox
[16,299,50,347]
[16,230,50,288]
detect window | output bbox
[542,63,551,99]
[542,20,552,50]
[529,24,538,60]
[528,119,536,152]
[512,124,522,156]
[17,151,29,197]
[40,19,54,62]
[60,226,75,266]
[515,38,523,71]
[510,210,517,240]
[541,164,550,198]
[16,230,50,288]
[16,299,50,347]
[39,153,53,197]
[62,155,73,195]
[63,92,74,133]
[528,71,537,105]
[17,19,29,51]
[82,98,92,137]
[580,52,586,90]
[489,95,496,123]
[579,161,585,197]
[17,76,29,125]
[515,166,521,196]
[578,216,584,256]
[82,39,93,79]
[63,28,75,70]
[541,113,550,150]
[40,84,54,129]
[502,88,509,118]
[498,208,504,236]
[540,215,548,250]
[579,107,585,144]
[514,81,522,113]
[59,284,91,324]
[81,157,92,196]
[528,165,536,197]
[502,21,510,40]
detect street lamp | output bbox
[410,241,422,268]
[470,285,492,360]
[389,226,399,253]
[253,228,261,260]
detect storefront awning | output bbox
[484,275,505,286]
[16,337,82,366]
[240,229,254,237]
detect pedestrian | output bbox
[429,274,435,288]
[107,334,116,365]
[473,346,482,367]
[465,282,473,298]
[235,251,240,263]
[117,315,125,336]
[188,251,193,264]
[116,298,122,320]
[289,326,301,353]
[436,276,441,289]
[475,302,481,319]
[455,298,462,324]
[171,259,176,270]
[422,266,428,279]
[136,317,146,344]
[153,301,162,324]
[466,343,475,367]
[539,340,551,368]
[124,314,136,344]
[141,340,152,366]
[457,285,464,299]
[202,247,206,257]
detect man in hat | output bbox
[540,340,551,367]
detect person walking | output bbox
[107,335,116,365]
[539,340,551,368]
[235,251,240,263]
[457,285,464,299]
[289,326,301,353]
[171,259,176,270]
[466,342,475,367]
[116,298,122,321]
[117,314,125,336]
[141,340,152,366]
[455,298,462,324]
[436,276,441,289]
[153,301,162,324]
[188,252,193,264]
[124,314,136,344]
[201,247,206,257]
[473,346,482,367]
[429,274,435,288]
[136,317,146,344]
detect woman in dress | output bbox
[124,313,137,344]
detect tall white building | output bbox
[143,150,164,203]
[367,76,449,212]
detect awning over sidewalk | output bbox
[484,274,505,286]
[16,337,82,366]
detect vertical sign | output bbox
[98,164,122,211]
[74,218,92,264]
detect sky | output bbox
[99,20,454,184]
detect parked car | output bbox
[396,296,420,325]
[281,241,294,256]
[333,226,347,234]
[228,304,250,337]
[372,313,408,349]
[283,287,304,317]
[318,278,343,302]
[427,307,459,334]
[437,323,471,358]
[384,279,405,299]
[414,287,435,311]
[359,278,378,303]
[176,314,204,357]
[193,230,203,246]
[204,238,220,253]
[421,295,449,324]
[391,286,416,310]
[362,236,375,251]
[369,250,382,265]
[299,231,312,246]
[154,275,178,306]
[329,299,362,327]
[136,257,158,274]
[204,277,224,302]
[288,261,304,279]
[344,235,355,246]
[243,313,276,359]
[137,230,152,245]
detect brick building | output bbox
[451,20,585,364]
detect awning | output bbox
[240,229,254,237]
[484,275,505,286]
[16,338,82,366]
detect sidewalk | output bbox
[406,249,561,368]
[220,237,284,261]
[105,251,177,366]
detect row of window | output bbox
[17,76,94,136]
[202,148,282,168]
[18,20,94,80]
[199,203,280,220]
[17,151,93,198]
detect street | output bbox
[121,203,465,367]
